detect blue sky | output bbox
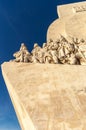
[0,0,85,129]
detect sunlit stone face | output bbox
[47,1,86,41]
[65,13,86,39]
[58,1,86,18]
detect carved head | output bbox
[34,43,39,48]
[13,51,21,58]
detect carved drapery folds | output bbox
[13,36,86,65]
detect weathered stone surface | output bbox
[47,1,86,41]
[65,13,86,39]
[58,1,86,18]
[2,62,86,130]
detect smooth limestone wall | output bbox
[47,1,86,41]
[1,62,86,130]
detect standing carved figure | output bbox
[13,43,31,63]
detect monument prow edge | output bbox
[1,62,36,130]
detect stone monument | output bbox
[2,1,86,130]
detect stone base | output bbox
[1,62,86,130]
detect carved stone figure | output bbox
[31,43,42,63]
[44,52,54,63]
[13,36,86,65]
[13,43,31,63]
[13,51,21,62]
